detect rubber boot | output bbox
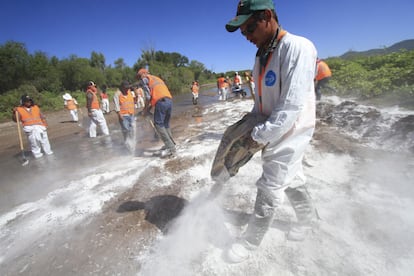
[285,185,315,241]
[226,189,276,263]
[166,128,175,145]
[243,188,276,246]
[155,125,176,157]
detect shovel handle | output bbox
[15,111,25,151]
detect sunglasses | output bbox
[241,20,258,36]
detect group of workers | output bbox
[216,71,255,101]
[218,59,333,103]
[13,68,177,160]
[12,0,340,265]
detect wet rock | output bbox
[317,99,414,153]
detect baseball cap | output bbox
[225,0,275,32]
[20,94,32,103]
[136,68,148,78]
[121,80,130,89]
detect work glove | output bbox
[245,134,263,149]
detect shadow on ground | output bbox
[117,195,188,234]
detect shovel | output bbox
[15,111,29,166]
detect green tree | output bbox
[58,55,104,91]
[90,51,106,72]
[114,58,126,70]
[189,60,206,81]
[0,41,30,93]
[28,51,61,93]
[104,67,123,88]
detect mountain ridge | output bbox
[339,39,414,59]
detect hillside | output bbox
[340,39,414,59]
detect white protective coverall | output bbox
[245,31,317,245]
[23,124,53,158]
[89,109,109,138]
[86,89,110,138]
[63,93,79,122]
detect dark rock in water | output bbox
[316,99,414,153]
[390,115,414,138]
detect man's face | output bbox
[240,13,268,48]
[136,72,147,80]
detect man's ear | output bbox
[264,9,272,21]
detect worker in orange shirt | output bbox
[233,72,243,90]
[244,71,256,101]
[217,74,227,101]
[62,92,79,122]
[191,80,200,105]
[113,80,136,142]
[100,85,110,114]
[13,95,53,158]
[85,81,110,138]
[315,59,336,100]
[136,68,176,158]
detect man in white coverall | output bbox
[13,95,53,158]
[62,92,79,122]
[224,0,317,263]
[85,81,110,138]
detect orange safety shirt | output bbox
[217,77,226,89]
[191,83,199,93]
[87,88,100,110]
[66,99,77,110]
[119,90,135,115]
[147,75,172,107]
[315,60,332,81]
[17,105,45,127]
[233,75,241,84]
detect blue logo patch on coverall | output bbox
[265,70,276,86]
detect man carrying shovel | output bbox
[136,68,176,158]
[13,95,54,161]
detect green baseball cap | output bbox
[225,0,275,32]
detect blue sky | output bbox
[1,0,413,73]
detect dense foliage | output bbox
[326,50,414,100]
